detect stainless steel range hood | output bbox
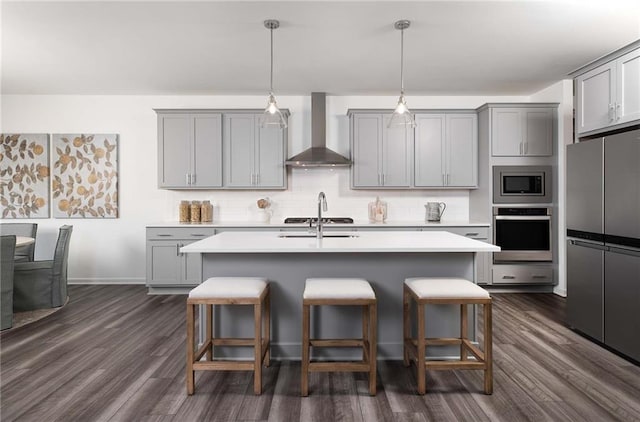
[285,92,352,167]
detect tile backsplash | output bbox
[163,168,471,223]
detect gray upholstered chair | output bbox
[1,235,17,330]
[13,225,72,311]
[0,223,37,262]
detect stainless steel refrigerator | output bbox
[567,129,640,362]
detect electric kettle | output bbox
[425,202,446,222]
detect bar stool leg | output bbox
[403,285,410,367]
[206,304,214,361]
[264,289,271,367]
[484,302,493,394]
[369,302,377,395]
[186,303,195,395]
[254,302,263,395]
[460,304,468,361]
[417,300,426,395]
[301,303,310,397]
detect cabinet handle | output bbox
[157,234,172,237]
[383,174,386,185]
[532,275,548,279]
[256,174,260,185]
[616,103,621,121]
[191,174,196,185]
[609,103,615,122]
[186,174,190,185]
[519,142,523,155]
[190,234,206,237]
[442,174,445,185]
[524,142,528,155]
[176,243,180,256]
[447,174,450,185]
[502,275,516,279]
[465,232,479,237]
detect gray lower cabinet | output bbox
[491,106,554,157]
[223,113,287,189]
[349,112,412,188]
[156,111,223,188]
[414,113,477,187]
[567,240,604,342]
[146,227,216,288]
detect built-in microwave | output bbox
[493,165,552,204]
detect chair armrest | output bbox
[14,260,54,271]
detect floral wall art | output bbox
[52,134,119,218]
[0,133,50,218]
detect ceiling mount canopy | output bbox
[388,19,416,128]
[261,19,287,128]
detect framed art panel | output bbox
[0,133,50,218]
[52,134,119,218]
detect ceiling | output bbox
[2,0,639,96]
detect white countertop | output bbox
[180,231,500,254]
[149,220,490,228]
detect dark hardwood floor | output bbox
[1,285,639,421]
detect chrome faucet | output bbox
[317,191,328,239]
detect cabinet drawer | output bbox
[492,265,553,284]
[147,227,216,240]
[440,227,490,239]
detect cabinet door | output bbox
[147,241,182,285]
[181,240,202,285]
[616,48,640,125]
[414,114,445,187]
[576,63,616,134]
[352,114,382,187]
[605,249,640,361]
[446,114,477,186]
[256,124,285,188]
[192,114,223,187]
[523,108,553,156]
[382,116,411,187]
[158,114,191,187]
[223,114,255,187]
[491,109,522,156]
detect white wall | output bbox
[531,79,574,296]
[1,93,529,283]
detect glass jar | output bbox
[190,201,201,223]
[201,200,213,223]
[179,200,190,223]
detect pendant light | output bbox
[388,19,416,128]
[260,19,287,128]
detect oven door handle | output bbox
[494,216,550,220]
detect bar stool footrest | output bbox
[309,361,371,372]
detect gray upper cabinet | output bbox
[415,113,477,187]
[223,113,287,189]
[574,44,640,136]
[157,111,222,189]
[350,112,411,188]
[491,107,554,157]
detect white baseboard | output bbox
[553,287,567,297]
[68,278,145,285]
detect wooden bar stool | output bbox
[301,278,377,396]
[186,277,270,395]
[403,277,492,395]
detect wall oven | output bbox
[493,165,552,204]
[493,207,552,262]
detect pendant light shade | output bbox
[388,20,416,128]
[261,19,287,128]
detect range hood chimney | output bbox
[285,92,352,167]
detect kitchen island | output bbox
[181,231,499,360]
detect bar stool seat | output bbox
[403,277,492,395]
[302,278,377,396]
[186,277,270,395]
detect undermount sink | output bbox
[278,233,359,239]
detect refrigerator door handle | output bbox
[607,245,640,257]
[569,239,608,251]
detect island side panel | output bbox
[201,251,475,360]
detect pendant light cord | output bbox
[270,26,274,95]
[400,26,404,96]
